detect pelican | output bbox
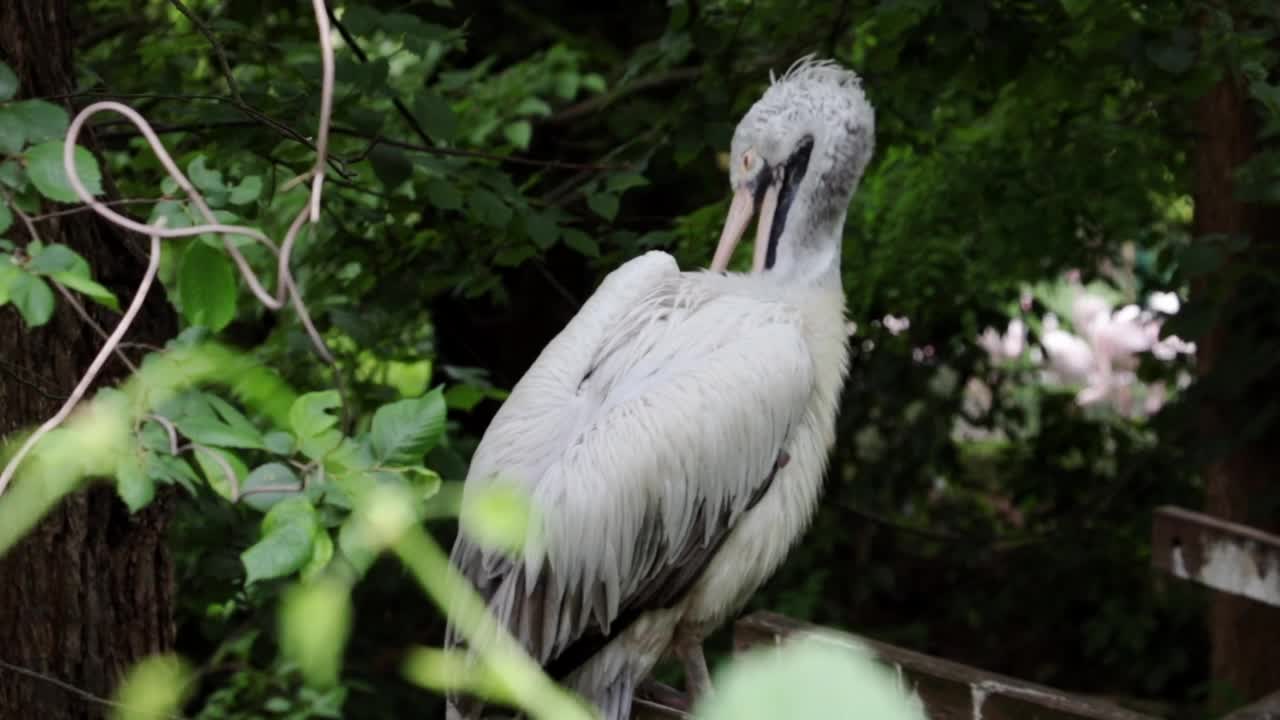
[446,57,874,719]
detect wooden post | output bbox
[734,612,1158,720]
[1151,506,1280,608]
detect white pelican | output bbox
[446,57,874,719]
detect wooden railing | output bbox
[631,613,1158,720]
[630,503,1280,719]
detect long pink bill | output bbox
[751,183,779,273]
[709,188,756,272]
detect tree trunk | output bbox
[0,2,179,717]
[1192,73,1280,707]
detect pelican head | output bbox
[710,57,875,284]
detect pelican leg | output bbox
[636,680,691,712]
[674,639,714,702]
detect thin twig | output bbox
[0,660,188,720]
[337,129,629,171]
[167,0,243,103]
[0,226,163,495]
[544,67,701,126]
[93,113,625,171]
[30,197,170,222]
[181,442,242,499]
[51,281,139,373]
[145,414,181,455]
[237,483,304,499]
[0,360,68,401]
[323,1,435,149]
[3,193,138,374]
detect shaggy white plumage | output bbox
[446,57,875,720]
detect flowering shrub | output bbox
[976,275,1194,420]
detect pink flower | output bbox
[1152,334,1196,360]
[1071,292,1111,331]
[978,319,1026,361]
[1003,319,1026,358]
[883,314,910,335]
[1042,327,1094,382]
[1086,305,1152,367]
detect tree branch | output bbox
[167,0,243,103]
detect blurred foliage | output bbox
[3,0,1280,717]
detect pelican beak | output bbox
[751,183,780,273]
[710,187,755,272]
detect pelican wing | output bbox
[448,251,814,678]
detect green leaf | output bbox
[468,189,512,227]
[178,412,262,450]
[1146,43,1194,75]
[0,108,26,155]
[229,175,263,205]
[369,144,413,190]
[403,466,442,503]
[0,203,10,234]
[242,497,320,584]
[581,73,606,93]
[116,453,155,513]
[178,239,236,331]
[26,141,102,203]
[290,391,344,461]
[1059,0,1092,17]
[554,72,580,99]
[524,212,559,249]
[514,97,553,117]
[503,121,533,149]
[14,101,70,143]
[607,172,650,193]
[370,387,447,464]
[414,92,458,143]
[338,518,377,576]
[444,384,486,411]
[0,257,18,306]
[562,228,600,258]
[426,179,462,211]
[186,155,225,195]
[300,529,334,581]
[697,634,926,720]
[112,655,193,720]
[26,243,87,275]
[280,578,351,687]
[0,62,16,101]
[50,271,120,311]
[192,445,249,499]
[325,437,374,476]
[264,431,296,455]
[146,453,200,494]
[460,482,533,553]
[10,271,54,326]
[494,244,534,267]
[587,192,619,221]
[241,462,301,511]
[291,390,341,438]
[0,160,23,189]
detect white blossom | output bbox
[883,314,910,335]
[1147,291,1181,315]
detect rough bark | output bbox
[0,1,179,717]
[1192,74,1280,705]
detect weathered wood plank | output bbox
[1151,505,1280,607]
[1222,689,1280,720]
[735,612,1157,720]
